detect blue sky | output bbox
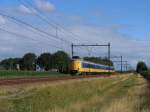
[61,0,150,40]
[1,0,150,40]
[0,0,150,39]
[0,0,150,69]
[48,0,150,39]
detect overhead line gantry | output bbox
[71,43,111,74]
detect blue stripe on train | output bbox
[82,62,114,70]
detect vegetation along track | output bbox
[0,74,144,112]
[0,74,112,86]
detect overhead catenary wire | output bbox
[0,12,72,45]
[6,17,69,47]
[18,0,57,28]
[18,0,83,44]
[11,19,60,43]
[0,27,63,50]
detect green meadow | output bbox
[0,70,68,78]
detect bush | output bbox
[37,53,52,71]
[141,70,150,80]
[136,61,148,73]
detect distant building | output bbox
[16,64,20,71]
[36,65,45,72]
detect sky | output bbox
[0,0,150,69]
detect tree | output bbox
[0,58,13,70]
[0,58,21,70]
[37,53,52,71]
[136,61,148,73]
[52,51,70,73]
[21,53,37,70]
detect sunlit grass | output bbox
[0,74,150,112]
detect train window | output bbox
[72,56,80,59]
[95,65,98,69]
[82,63,86,68]
[91,64,94,68]
[82,62,114,70]
[88,64,91,68]
[96,65,100,69]
[82,63,90,68]
[86,63,89,68]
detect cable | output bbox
[10,19,62,44]
[18,0,57,28]
[0,27,63,50]
[18,0,82,43]
[0,12,72,45]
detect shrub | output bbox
[136,61,148,73]
[141,70,150,80]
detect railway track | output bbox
[0,75,110,86]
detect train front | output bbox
[70,56,81,75]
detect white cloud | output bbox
[34,0,55,12]
[18,5,36,14]
[0,16,149,69]
[0,20,65,59]
[69,15,82,22]
[110,24,129,30]
[0,15,6,24]
[68,25,150,68]
[94,10,104,17]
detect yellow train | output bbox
[70,58,115,75]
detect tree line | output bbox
[0,51,70,73]
[0,50,114,73]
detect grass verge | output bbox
[0,74,149,112]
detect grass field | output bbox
[0,74,150,112]
[0,70,69,78]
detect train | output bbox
[70,57,115,75]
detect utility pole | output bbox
[108,43,111,73]
[125,61,127,71]
[117,61,129,72]
[121,56,123,73]
[71,43,74,58]
[111,56,124,73]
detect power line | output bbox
[18,0,57,28]
[0,12,72,45]
[0,27,63,50]
[11,19,60,43]
[18,0,82,43]
[111,56,123,73]
[6,17,67,46]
